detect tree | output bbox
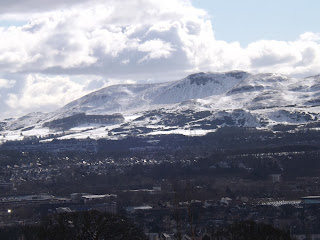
[211,221,292,240]
[0,211,148,240]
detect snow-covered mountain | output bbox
[1,71,320,142]
[57,71,249,117]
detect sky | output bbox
[0,0,320,119]
[192,0,320,45]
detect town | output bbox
[1,130,320,239]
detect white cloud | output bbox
[0,78,16,89]
[2,74,137,118]
[0,0,92,14]
[0,0,320,118]
[0,0,209,76]
[244,39,320,75]
[138,39,175,62]
[5,75,87,113]
[0,0,318,77]
[299,32,320,42]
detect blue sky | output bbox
[0,20,27,28]
[192,0,320,45]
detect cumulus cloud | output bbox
[0,0,320,118]
[244,39,320,75]
[0,0,207,76]
[138,39,175,63]
[0,78,16,89]
[2,74,136,118]
[5,75,87,113]
[0,0,319,77]
[300,32,320,42]
[0,0,91,14]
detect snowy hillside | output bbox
[57,71,249,117]
[1,71,320,143]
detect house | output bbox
[160,233,174,240]
[301,196,320,204]
[293,234,320,240]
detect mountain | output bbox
[1,71,320,143]
[57,71,249,116]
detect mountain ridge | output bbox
[1,70,320,143]
[58,70,250,117]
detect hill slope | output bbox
[1,71,320,142]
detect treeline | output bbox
[43,113,124,130]
[209,221,292,240]
[0,211,147,240]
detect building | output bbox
[293,234,320,240]
[301,196,320,204]
[269,174,281,183]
